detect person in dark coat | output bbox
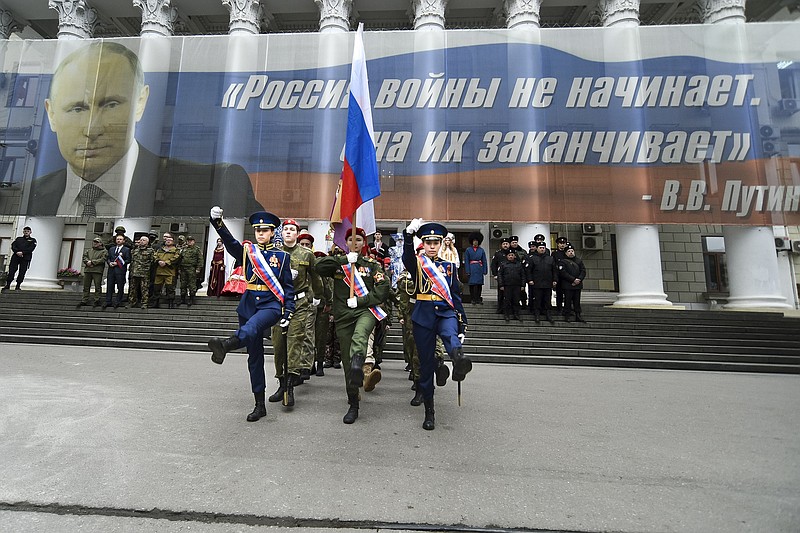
[550,236,569,314]
[497,249,527,321]
[557,243,587,322]
[3,226,36,291]
[526,242,558,324]
[463,232,487,305]
[104,234,132,309]
[491,237,511,313]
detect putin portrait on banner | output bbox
[27,42,261,218]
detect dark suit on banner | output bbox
[27,145,262,218]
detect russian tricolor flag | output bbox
[331,23,379,249]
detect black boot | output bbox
[435,361,450,387]
[188,294,195,307]
[422,397,435,430]
[268,377,287,402]
[576,314,586,323]
[208,335,240,364]
[546,311,555,324]
[410,385,424,406]
[246,392,267,422]
[534,313,541,324]
[504,314,510,322]
[450,347,473,382]
[343,394,359,424]
[179,297,187,307]
[349,353,365,388]
[284,377,295,407]
[315,361,325,376]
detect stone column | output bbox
[314,0,352,33]
[412,0,447,31]
[723,226,790,309]
[504,0,541,29]
[699,0,746,25]
[599,0,640,27]
[223,0,262,35]
[307,220,332,254]
[20,217,66,290]
[0,10,19,39]
[133,0,177,37]
[613,225,671,306]
[48,0,98,39]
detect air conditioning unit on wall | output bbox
[582,223,602,235]
[490,224,511,240]
[92,221,111,234]
[582,235,603,250]
[170,222,187,233]
[775,237,791,251]
[793,240,800,254]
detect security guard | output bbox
[402,219,471,430]
[207,207,295,422]
[315,227,389,424]
[267,221,323,407]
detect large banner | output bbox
[1,22,799,225]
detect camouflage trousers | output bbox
[272,295,312,378]
[128,275,150,307]
[179,267,198,299]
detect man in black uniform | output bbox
[3,226,36,291]
[490,237,511,314]
[526,242,557,324]
[498,249,527,321]
[551,237,569,315]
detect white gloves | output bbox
[312,298,321,307]
[290,268,299,280]
[458,333,466,345]
[279,318,290,328]
[210,206,223,220]
[347,297,358,309]
[405,217,423,235]
[346,252,359,264]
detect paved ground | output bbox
[1,343,799,533]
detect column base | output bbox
[724,296,792,310]
[16,277,63,290]
[613,292,673,307]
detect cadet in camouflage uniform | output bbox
[77,237,108,308]
[315,227,389,424]
[128,235,155,309]
[178,235,203,306]
[268,220,323,407]
[297,231,321,379]
[311,251,333,376]
[152,233,181,308]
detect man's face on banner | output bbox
[45,49,149,182]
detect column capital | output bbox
[314,0,352,33]
[0,10,21,39]
[411,0,448,31]
[223,0,262,35]
[133,0,177,37]
[599,0,640,27]
[504,0,541,29]
[48,0,98,39]
[699,0,746,24]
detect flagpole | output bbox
[349,207,357,298]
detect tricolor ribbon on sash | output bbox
[114,256,125,268]
[244,241,285,304]
[418,254,455,309]
[342,263,387,321]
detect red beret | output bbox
[345,227,367,240]
[297,232,314,243]
[314,251,327,258]
[282,219,299,229]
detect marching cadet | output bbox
[315,227,389,424]
[207,207,294,422]
[311,250,333,376]
[152,233,181,308]
[297,231,323,378]
[178,235,203,307]
[403,219,471,431]
[127,235,154,310]
[267,221,323,407]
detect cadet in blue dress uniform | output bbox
[207,206,295,422]
[402,219,472,430]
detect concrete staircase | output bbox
[1,290,799,374]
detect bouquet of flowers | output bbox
[57,268,81,278]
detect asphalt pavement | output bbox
[1,343,798,533]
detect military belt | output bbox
[246,283,269,291]
[415,294,444,302]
